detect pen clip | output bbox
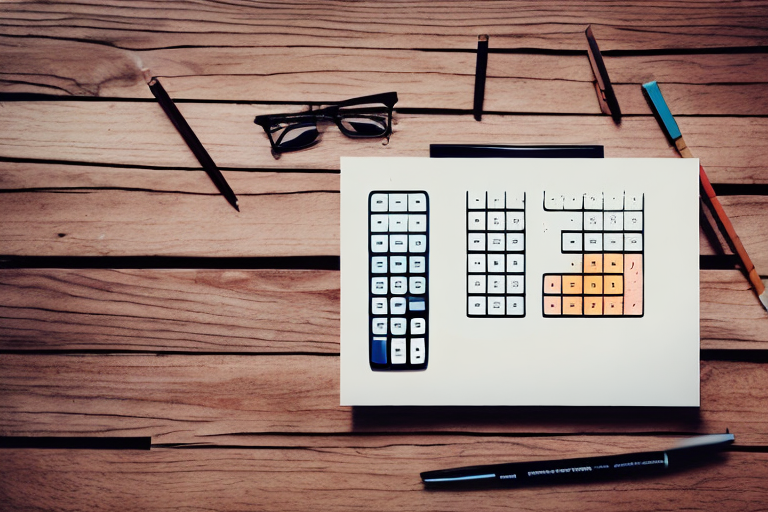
[585,25,621,123]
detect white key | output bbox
[506,296,524,316]
[562,232,582,252]
[371,256,387,273]
[389,193,407,212]
[408,214,427,232]
[584,192,603,210]
[370,193,388,212]
[506,191,525,210]
[506,275,524,293]
[506,254,525,271]
[388,214,408,232]
[584,233,603,251]
[371,298,387,315]
[409,256,426,273]
[370,214,388,232]
[410,338,425,364]
[390,234,408,253]
[371,235,388,253]
[390,276,407,294]
[468,254,486,273]
[506,233,525,251]
[487,211,505,230]
[468,212,486,230]
[390,297,406,315]
[564,193,583,210]
[560,211,582,231]
[410,318,426,335]
[625,193,643,210]
[487,254,505,272]
[467,191,486,210]
[624,211,643,230]
[468,296,487,315]
[625,233,643,251]
[584,211,603,231]
[604,211,623,231]
[408,193,427,212]
[389,256,407,273]
[545,192,564,210]
[604,192,624,210]
[488,275,505,294]
[468,233,486,251]
[409,276,426,294]
[488,297,505,315]
[390,318,407,336]
[506,211,525,231]
[409,235,427,253]
[391,338,407,364]
[604,233,623,250]
[371,277,387,295]
[372,318,388,335]
[487,233,505,251]
[468,275,486,293]
[487,190,505,209]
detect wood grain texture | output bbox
[1,355,767,444]
[2,103,767,180]
[0,269,765,352]
[0,442,766,512]
[2,1,768,50]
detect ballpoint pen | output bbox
[642,80,768,311]
[585,25,621,124]
[147,75,240,212]
[421,433,734,488]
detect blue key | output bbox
[371,337,388,364]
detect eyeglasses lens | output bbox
[272,122,319,151]
[337,103,390,137]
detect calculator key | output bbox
[506,233,524,251]
[584,275,603,294]
[408,214,427,232]
[543,275,561,294]
[390,234,408,252]
[487,233,505,251]
[391,318,407,336]
[468,275,486,293]
[408,297,426,312]
[370,214,389,232]
[604,212,623,231]
[370,194,388,212]
[468,254,486,273]
[468,296,486,315]
[562,232,582,252]
[544,192,564,210]
[371,235,388,252]
[488,275,505,294]
[507,275,524,293]
[390,276,407,294]
[372,318,388,335]
[625,233,643,251]
[506,254,524,272]
[604,233,623,251]
[584,192,603,210]
[372,298,387,315]
[544,296,562,315]
[562,212,582,230]
[467,191,486,209]
[488,298,505,315]
[487,211,505,230]
[563,297,583,315]
[409,235,427,253]
[506,296,524,316]
[605,274,623,294]
[487,254,505,272]
[506,211,524,231]
[604,253,623,273]
[388,214,408,232]
[624,211,643,230]
[411,338,425,364]
[468,211,486,230]
[468,233,486,251]
[390,297,406,315]
[585,297,603,315]
[371,337,388,364]
[389,194,407,212]
[604,191,624,210]
[584,233,603,251]
[411,318,426,335]
[487,190,505,209]
[408,193,427,212]
[409,256,426,273]
[584,212,603,230]
[563,275,583,294]
[563,193,583,210]
[371,257,387,273]
[584,254,603,273]
[506,191,525,210]
[409,276,426,294]
[624,193,643,210]
[390,256,407,273]
[371,277,388,295]
[391,338,407,364]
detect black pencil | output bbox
[147,77,239,212]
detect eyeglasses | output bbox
[254,92,398,154]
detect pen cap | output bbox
[642,81,682,142]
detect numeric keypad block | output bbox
[368,191,429,370]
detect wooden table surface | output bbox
[2,2,768,510]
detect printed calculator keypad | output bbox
[369,191,429,370]
[466,191,526,317]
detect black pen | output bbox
[421,433,734,488]
[585,25,621,124]
[147,76,240,212]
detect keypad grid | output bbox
[466,191,526,317]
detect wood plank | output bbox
[0,269,765,352]
[2,1,767,50]
[0,442,766,511]
[0,355,767,444]
[1,103,767,182]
